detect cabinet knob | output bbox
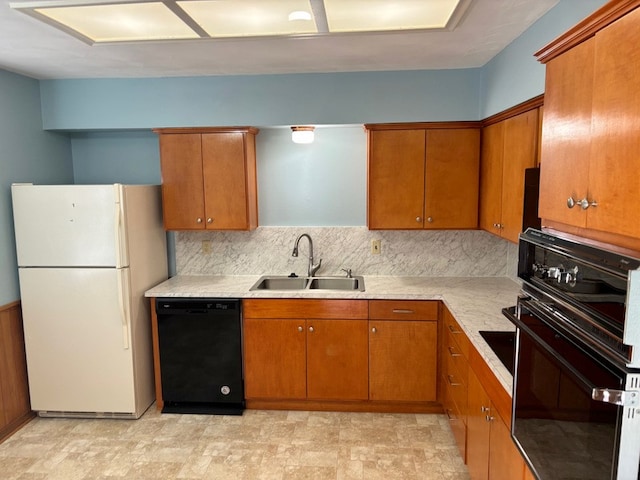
[196,217,203,224]
[567,197,576,209]
[578,198,598,210]
[486,415,495,423]
[371,327,377,333]
[481,406,490,413]
[416,216,422,223]
[297,326,303,332]
[308,326,314,333]
[207,218,213,224]
[427,216,433,223]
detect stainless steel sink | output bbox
[308,277,363,291]
[250,276,309,290]
[250,275,365,291]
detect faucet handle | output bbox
[341,268,352,278]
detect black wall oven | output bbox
[504,229,640,480]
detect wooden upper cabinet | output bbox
[479,122,504,235]
[158,133,205,230]
[368,129,426,229]
[587,7,640,239]
[501,109,540,242]
[538,38,594,229]
[536,4,640,248]
[425,129,480,229]
[156,127,259,231]
[366,124,481,230]
[479,108,540,243]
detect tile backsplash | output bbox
[176,227,518,278]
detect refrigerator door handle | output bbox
[117,269,131,350]
[113,184,129,268]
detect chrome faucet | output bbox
[292,233,322,277]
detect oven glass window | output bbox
[513,312,623,480]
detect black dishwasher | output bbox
[156,298,244,415]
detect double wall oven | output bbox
[503,229,640,480]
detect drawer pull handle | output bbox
[392,309,415,314]
[447,375,461,386]
[448,346,461,357]
[448,324,461,334]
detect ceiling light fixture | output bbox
[291,126,315,144]
[288,10,312,21]
[9,0,469,45]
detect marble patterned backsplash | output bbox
[176,227,519,278]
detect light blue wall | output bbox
[70,130,160,185]
[480,0,607,117]
[40,69,482,130]
[256,126,367,226]
[0,69,73,305]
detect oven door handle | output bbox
[503,303,630,405]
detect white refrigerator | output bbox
[12,184,168,419]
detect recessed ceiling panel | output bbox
[34,2,200,42]
[324,0,461,32]
[178,0,317,37]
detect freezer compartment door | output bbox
[11,184,128,267]
[19,267,138,414]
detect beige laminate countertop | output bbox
[146,275,522,395]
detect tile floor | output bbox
[0,408,470,480]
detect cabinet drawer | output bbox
[444,327,468,375]
[443,351,468,418]
[442,381,467,460]
[369,300,438,321]
[244,299,368,319]
[442,307,469,358]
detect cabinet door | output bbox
[500,109,539,243]
[243,318,306,400]
[368,129,426,229]
[202,133,252,230]
[587,8,640,239]
[538,38,594,229]
[479,122,504,235]
[159,134,205,230]
[488,412,525,480]
[466,370,491,480]
[369,320,437,401]
[424,129,480,229]
[306,319,368,400]
[0,306,30,432]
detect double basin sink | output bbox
[250,275,365,292]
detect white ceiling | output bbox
[0,0,560,80]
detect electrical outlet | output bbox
[371,239,381,255]
[202,240,212,255]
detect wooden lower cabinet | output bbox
[369,320,437,401]
[307,319,368,400]
[467,364,524,480]
[242,299,369,405]
[369,300,439,403]
[242,318,306,400]
[0,301,33,443]
[243,298,440,411]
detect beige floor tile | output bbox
[0,409,469,479]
